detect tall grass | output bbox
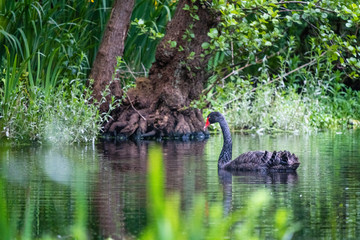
[0,0,112,80]
[0,45,103,143]
[0,0,115,143]
[0,77,102,143]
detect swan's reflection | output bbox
[218,169,298,215]
[218,169,298,185]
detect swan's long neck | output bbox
[218,117,232,168]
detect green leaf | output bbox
[167,40,176,48]
[201,42,210,49]
[264,41,272,46]
[208,28,219,38]
[183,4,190,11]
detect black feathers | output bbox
[205,112,300,172]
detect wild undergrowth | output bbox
[199,37,360,133]
[0,79,103,144]
[197,0,360,133]
[200,72,360,133]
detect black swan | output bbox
[204,112,300,172]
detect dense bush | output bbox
[197,0,360,132]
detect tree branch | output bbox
[202,51,281,96]
[274,1,337,14]
[225,51,327,106]
[121,63,147,121]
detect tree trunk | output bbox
[104,0,217,139]
[89,0,134,113]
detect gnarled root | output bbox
[103,107,208,140]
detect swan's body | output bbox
[204,112,300,172]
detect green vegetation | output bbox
[196,0,360,132]
[1,0,360,143]
[0,0,177,143]
[1,79,102,143]
[199,58,360,133]
[0,0,115,143]
[124,0,177,72]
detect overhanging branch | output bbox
[224,51,327,107]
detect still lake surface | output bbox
[1,131,360,239]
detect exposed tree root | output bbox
[103,103,207,140]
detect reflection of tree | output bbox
[94,141,147,239]
[94,139,207,239]
[162,141,207,193]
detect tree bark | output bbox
[89,0,134,113]
[104,0,218,139]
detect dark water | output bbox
[1,131,360,239]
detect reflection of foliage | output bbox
[0,144,299,239]
[0,146,94,240]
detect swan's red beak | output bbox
[204,117,210,130]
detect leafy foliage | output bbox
[0,0,112,88]
[123,0,177,72]
[199,0,360,132]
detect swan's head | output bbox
[204,112,224,130]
